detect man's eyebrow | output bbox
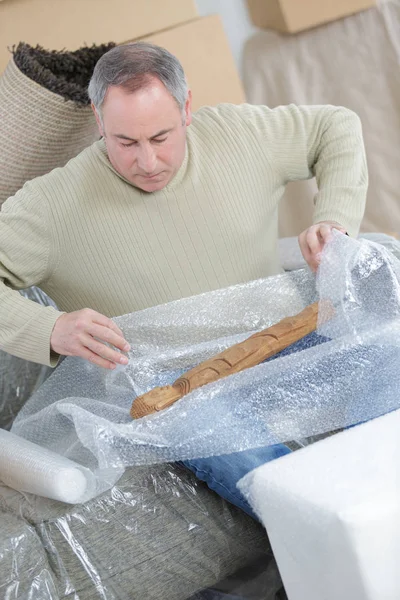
[114,133,136,141]
[114,129,172,142]
[151,129,172,139]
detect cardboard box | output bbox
[0,0,197,73]
[135,15,245,110]
[247,0,376,33]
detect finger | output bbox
[299,235,312,264]
[312,232,324,271]
[79,347,118,370]
[90,312,126,339]
[88,323,130,352]
[298,232,318,272]
[308,255,320,273]
[306,227,323,256]
[332,224,347,234]
[82,335,129,365]
[319,223,334,243]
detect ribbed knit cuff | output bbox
[31,307,65,367]
[4,303,65,367]
[313,210,359,238]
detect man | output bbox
[0,43,367,517]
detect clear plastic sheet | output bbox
[10,268,314,501]
[0,507,58,599]
[0,286,56,430]
[3,231,400,600]
[0,465,278,600]
[278,232,400,272]
[9,232,400,501]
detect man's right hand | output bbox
[50,309,130,369]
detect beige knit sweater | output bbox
[0,103,367,366]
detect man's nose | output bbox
[137,144,157,173]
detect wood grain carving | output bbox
[131,302,321,419]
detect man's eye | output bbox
[121,142,136,148]
[152,138,167,144]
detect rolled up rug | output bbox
[0,41,115,205]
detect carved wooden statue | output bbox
[131,302,321,419]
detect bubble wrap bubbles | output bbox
[317,231,400,338]
[0,287,56,430]
[10,233,400,501]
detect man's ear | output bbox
[184,90,193,127]
[91,103,104,137]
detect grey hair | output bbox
[88,43,188,115]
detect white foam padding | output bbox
[238,409,400,600]
[0,429,95,504]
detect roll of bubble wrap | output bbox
[0,428,95,503]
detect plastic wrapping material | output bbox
[2,231,399,600]
[0,464,277,600]
[0,509,58,599]
[0,286,56,429]
[0,429,95,504]
[10,267,315,500]
[6,232,400,504]
[317,232,400,338]
[278,232,400,272]
[238,408,400,600]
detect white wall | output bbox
[195,0,258,78]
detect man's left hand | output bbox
[298,221,347,272]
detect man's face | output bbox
[95,78,192,192]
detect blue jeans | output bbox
[181,443,291,520]
[180,332,329,520]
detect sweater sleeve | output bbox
[0,183,63,366]
[242,104,368,237]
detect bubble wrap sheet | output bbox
[10,233,400,502]
[0,286,55,430]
